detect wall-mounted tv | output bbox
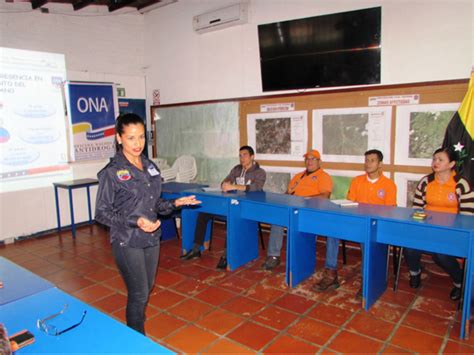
[258,7,381,92]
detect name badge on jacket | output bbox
[235,177,245,185]
[147,166,160,176]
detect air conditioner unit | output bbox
[193,2,248,34]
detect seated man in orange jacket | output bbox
[262,149,333,270]
[313,149,397,296]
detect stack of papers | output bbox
[331,199,359,207]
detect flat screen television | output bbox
[258,7,381,92]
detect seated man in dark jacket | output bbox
[180,145,266,269]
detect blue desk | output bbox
[160,182,209,240]
[53,179,98,238]
[181,189,233,254]
[369,206,474,339]
[0,257,54,305]
[228,192,307,271]
[1,287,173,354]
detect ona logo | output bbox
[77,97,109,113]
[447,192,456,201]
[377,189,385,198]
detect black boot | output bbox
[180,249,201,260]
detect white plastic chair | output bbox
[160,165,178,182]
[173,155,197,183]
[151,157,170,170]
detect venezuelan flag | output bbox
[443,72,474,185]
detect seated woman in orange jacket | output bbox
[404,147,474,301]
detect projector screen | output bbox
[0,47,72,192]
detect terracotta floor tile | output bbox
[345,312,395,341]
[84,266,118,282]
[368,301,405,323]
[196,309,244,335]
[307,303,353,326]
[217,275,258,293]
[171,278,209,296]
[158,255,182,269]
[155,270,187,287]
[32,262,64,277]
[390,325,444,353]
[328,330,384,353]
[287,318,338,346]
[402,309,450,336]
[148,289,186,309]
[418,283,452,301]
[261,271,288,290]
[171,264,209,278]
[195,269,228,284]
[103,275,127,292]
[73,261,106,275]
[412,296,457,319]
[72,284,115,303]
[263,335,319,353]
[56,275,94,293]
[323,289,361,312]
[448,322,474,346]
[203,338,254,354]
[195,285,237,306]
[443,340,474,353]
[92,293,127,313]
[274,293,314,314]
[227,321,278,351]
[168,298,213,321]
[164,325,218,353]
[378,288,416,307]
[237,268,269,282]
[252,305,299,331]
[43,269,80,283]
[145,312,186,339]
[221,296,266,317]
[381,344,411,353]
[244,283,285,303]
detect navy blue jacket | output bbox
[95,151,176,248]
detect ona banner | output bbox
[66,82,118,161]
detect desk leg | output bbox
[54,186,61,233]
[69,189,76,238]
[181,209,199,253]
[460,237,474,339]
[228,203,258,271]
[289,210,316,287]
[86,186,92,224]
[364,219,388,310]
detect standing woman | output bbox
[404,147,474,300]
[95,113,199,334]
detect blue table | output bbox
[1,287,173,353]
[0,257,54,305]
[369,206,474,339]
[160,182,209,240]
[181,189,233,254]
[228,192,307,271]
[53,179,98,238]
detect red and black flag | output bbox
[443,72,474,186]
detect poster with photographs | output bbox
[394,172,425,208]
[312,107,391,163]
[247,111,308,161]
[395,103,459,166]
[260,166,302,193]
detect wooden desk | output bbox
[53,179,98,238]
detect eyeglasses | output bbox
[37,304,87,336]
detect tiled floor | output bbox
[1,223,473,354]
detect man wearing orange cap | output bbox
[262,149,333,270]
[313,149,397,296]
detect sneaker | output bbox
[450,286,462,301]
[216,256,227,270]
[180,249,201,260]
[312,269,339,292]
[261,256,281,271]
[409,273,421,289]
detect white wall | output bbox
[143,0,473,105]
[0,9,146,241]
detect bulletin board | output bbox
[239,79,469,206]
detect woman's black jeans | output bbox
[112,241,160,334]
